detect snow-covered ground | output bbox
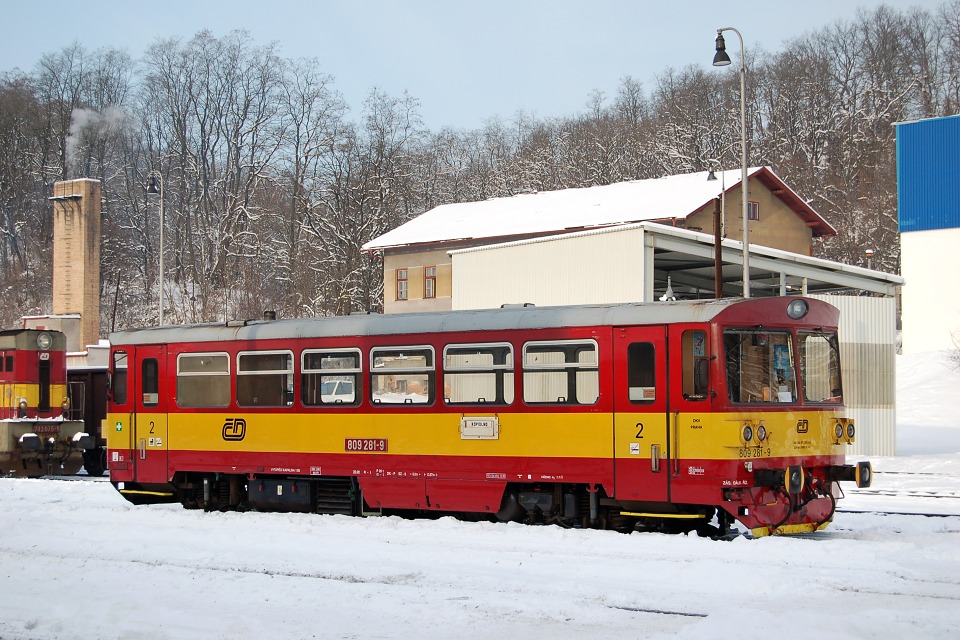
[1,351,958,640]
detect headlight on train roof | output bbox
[835,423,844,440]
[743,425,754,442]
[847,423,855,439]
[36,332,53,350]
[786,299,809,319]
[757,425,767,441]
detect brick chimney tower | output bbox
[50,179,101,350]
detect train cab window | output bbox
[237,351,295,407]
[302,349,361,406]
[111,351,128,405]
[443,343,514,405]
[522,340,599,405]
[141,359,159,407]
[799,331,843,403]
[627,342,656,404]
[370,346,435,404]
[177,353,230,408]
[724,330,796,403]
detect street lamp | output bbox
[146,171,165,325]
[713,27,750,298]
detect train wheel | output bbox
[82,448,106,477]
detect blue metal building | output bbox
[896,114,960,233]
[895,115,960,355]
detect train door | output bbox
[132,345,169,485]
[613,326,669,502]
[106,349,133,481]
[667,325,713,503]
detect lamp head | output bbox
[713,31,731,66]
[146,174,160,195]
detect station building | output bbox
[364,168,904,455]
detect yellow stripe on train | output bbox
[107,408,850,460]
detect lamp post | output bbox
[146,172,164,325]
[713,27,750,298]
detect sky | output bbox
[0,349,958,639]
[0,0,949,131]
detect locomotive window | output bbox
[799,331,843,403]
[724,330,796,404]
[627,342,656,404]
[370,346,435,405]
[112,351,128,405]
[302,348,361,406]
[522,340,599,405]
[237,351,295,407]
[177,353,230,408]
[682,330,709,401]
[141,358,159,407]
[443,342,514,405]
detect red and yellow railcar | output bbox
[106,297,871,536]
[0,329,94,476]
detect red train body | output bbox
[106,297,871,536]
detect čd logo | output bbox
[222,418,246,441]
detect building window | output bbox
[748,201,759,221]
[396,269,408,300]
[424,266,437,299]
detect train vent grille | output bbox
[314,477,357,516]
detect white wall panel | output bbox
[813,295,898,456]
[453,227,647,309]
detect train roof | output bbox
[108,297,837,347]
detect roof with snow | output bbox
[363,167,836,251]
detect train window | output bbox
[302,349,361,406]
[141,359,159,407]
[443,342,514,405]
[627,342,656,404]
[237,351,295,407]
[111,351,128,405]
[177,353,230,408]
[682,330,709,401]
[724,330,796,403]
[799,331,843,403]
[522,340,599,405]
[5,355,13,372]
[370,346,435,405]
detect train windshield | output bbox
[798,331,843,403]
[724,329,797,404]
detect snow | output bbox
[1,351,959,640]
[362,168,766,250]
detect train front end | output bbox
[707,297,872,536]
[0,330,90,477]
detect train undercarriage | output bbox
[117,473,749,538]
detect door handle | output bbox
[651,444,661,472]
[138,438,146,460]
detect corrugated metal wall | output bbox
[896,115,960,232]
[812,295,898,456]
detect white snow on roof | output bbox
[363,168,762,250]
